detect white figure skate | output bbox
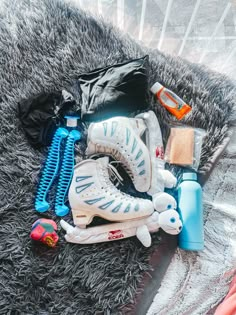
[135,111,177,210]
[86,116,151,192]
[60,209,182,247]
[69,157,154,226]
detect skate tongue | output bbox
[98,156,110,166]
[129,118,147,137]
[98,157,123,186]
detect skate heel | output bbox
[72,210,94,226]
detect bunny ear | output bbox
[136,225,152,247]
[60,220,74,234]
[152,192,177,212]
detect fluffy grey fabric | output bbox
[147,130,236,315]
[0,0,235,314]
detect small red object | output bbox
[30,219,59,247]
[156,146,164,159]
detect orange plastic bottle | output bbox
[150,82,191,120]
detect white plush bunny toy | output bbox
[61,209,182,247]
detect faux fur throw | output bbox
[0,0,235,314]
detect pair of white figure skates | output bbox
[61,111,182,247]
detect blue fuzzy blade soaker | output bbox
[35,127,69,212]
[55,129,81,216]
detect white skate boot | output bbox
[86,117,151,192]
[69,157,154,226]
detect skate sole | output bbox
[72,209,154,227]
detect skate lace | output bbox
[96,145,135,180]
[107,162,123,187]
[100,163,136,201]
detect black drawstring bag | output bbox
[18,56,149,147]
[79,56,149,121]
[18,90,77,147]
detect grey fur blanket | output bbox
[0,0,235,314]
[147,130,236,315]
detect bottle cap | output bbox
[64,115,80,127]
[150,82,163,94]
[182,172,197,181]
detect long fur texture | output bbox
[147,139,236,315]
[0,0,235,314]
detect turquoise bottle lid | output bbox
[182,172,197,181]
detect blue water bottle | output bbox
[177,172,204,251]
